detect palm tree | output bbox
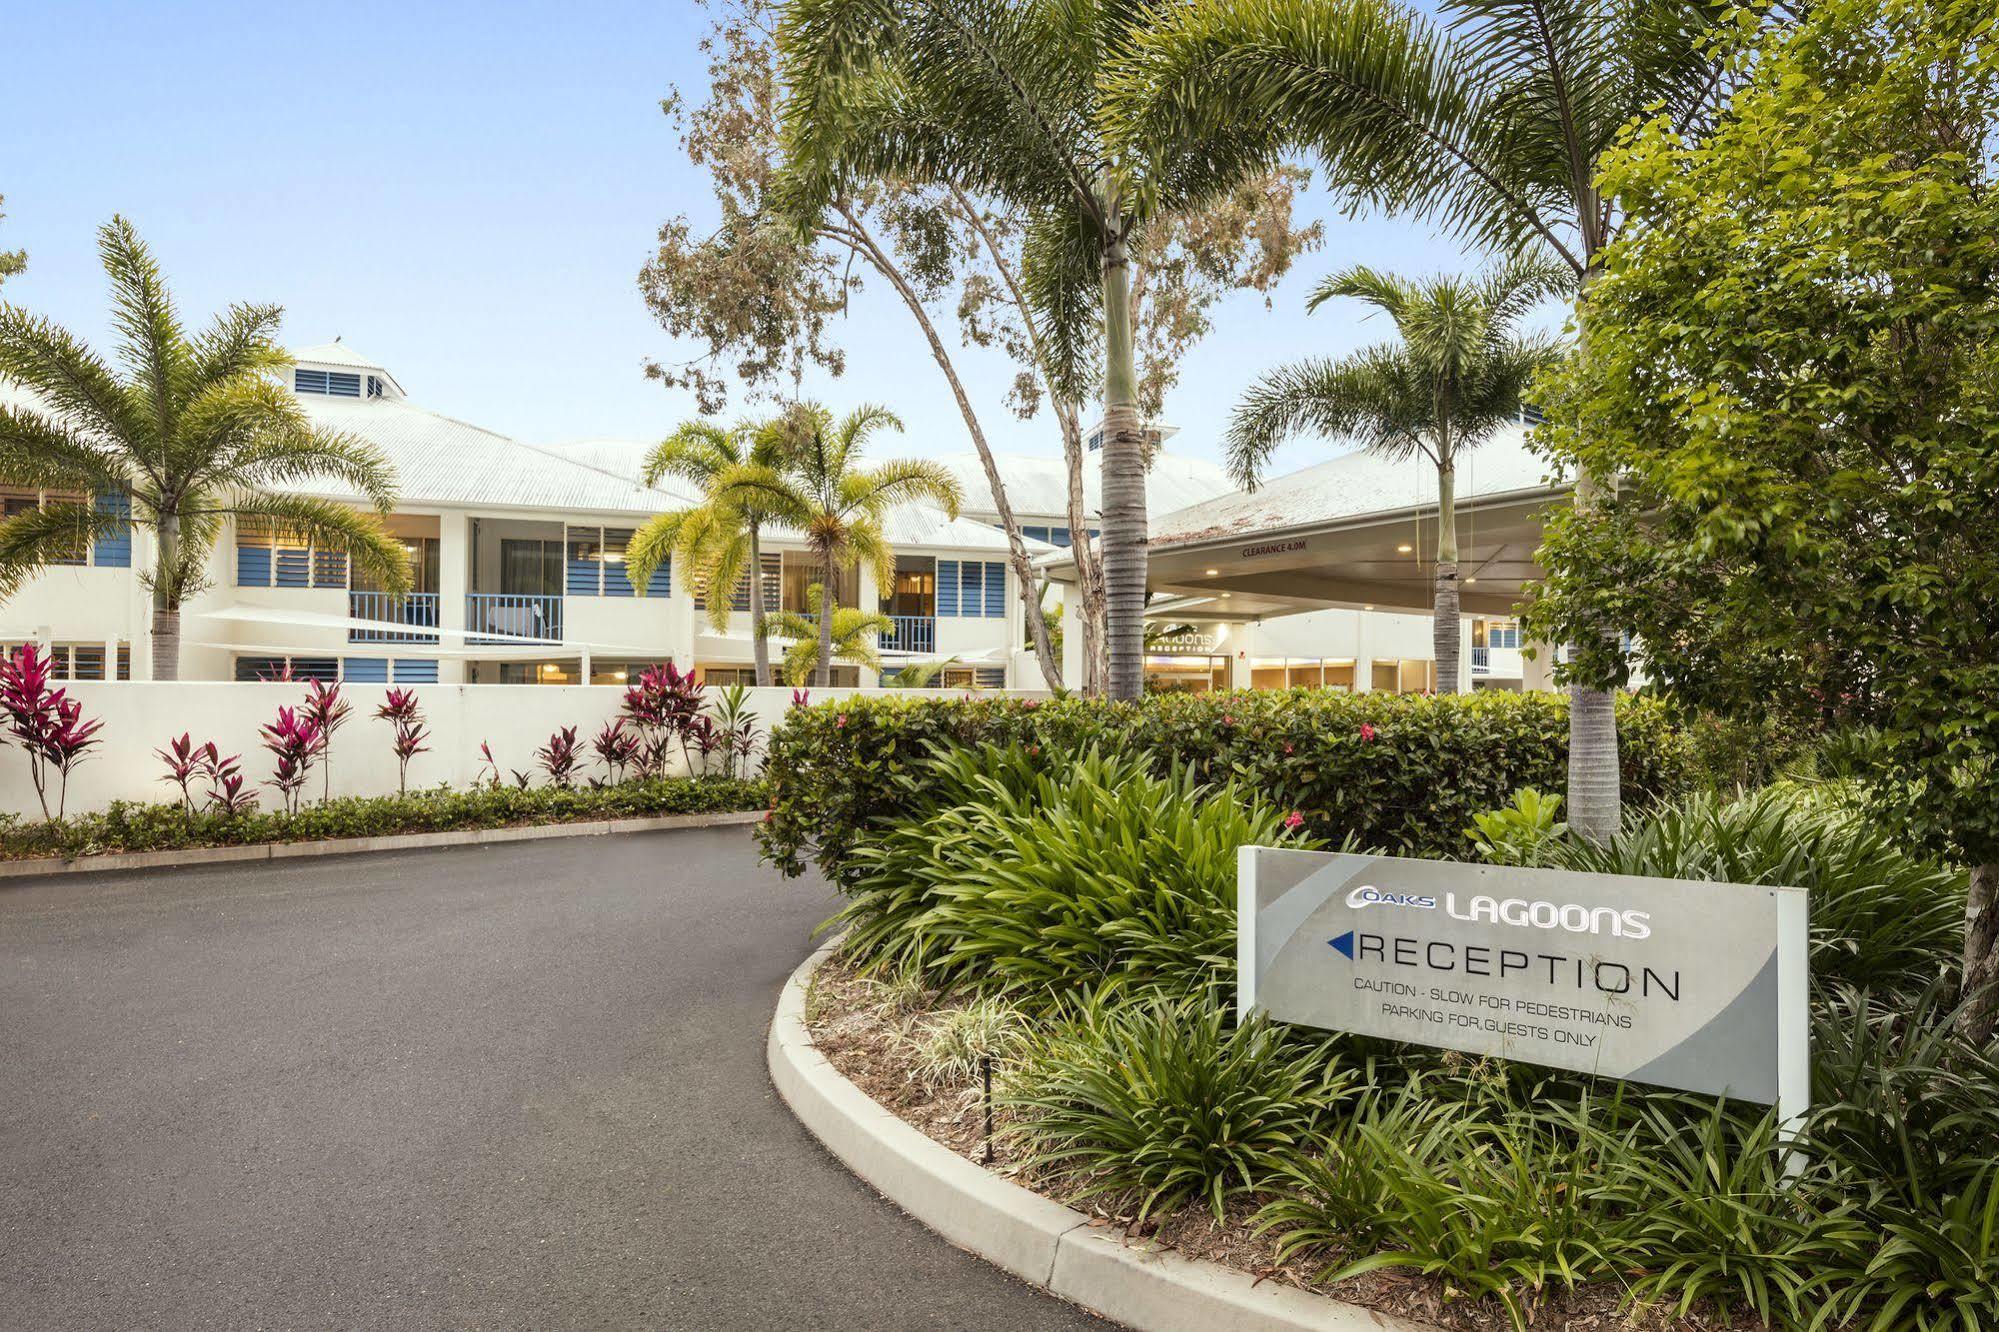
[713,403,960,687]
[777,0,1270,700]
[0,217,408,678]
[1230,260,1562,693]
[627,410,805,687]
[758,584,892,685]
[1106,0,1746,840]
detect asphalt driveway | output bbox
[0,828,1106,1330]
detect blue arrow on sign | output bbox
[1329,931,1355,960]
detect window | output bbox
[294,368,361,397]
[334,658,437,684]
[393,659,438,684]
[881,563,935,618]
[353,536,439,594]
[0,487,129,567]
[567,525,662,597]
[780,555,854,614]
[935,560,1006,618]
[493,660,581,685]
[366,375,386,399]
[236,517,350,588]
[234,655,340,682]
[941,666,1006,689]
[4,643,111,680]
[696,665,758,687]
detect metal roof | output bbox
[933,449,1234,520]
[1150,424,1560,548]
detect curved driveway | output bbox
[0,828,1107,1330]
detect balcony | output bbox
[466,593,562,646]
[1471,645,1491,674]
[879,615,936,655]
[349,591,441,644]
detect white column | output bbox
[439,514,471,684]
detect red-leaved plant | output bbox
[536,725,581,788]
[373,688,429,795]
[620,662,705,778]
[301,678,350,804]
[259,705,322,815]
[592,719,640,784]
[0,643,103,820]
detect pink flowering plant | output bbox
[0,643,103,820]
[301,678,351,804]
[592,719,640,785]
[536,726,582,788]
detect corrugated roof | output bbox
[1150,424,1561,547]
[933,449,1234,519]
[291,340,388,371]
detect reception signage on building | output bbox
[1238,847,1809,1114]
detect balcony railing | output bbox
[1471,645,1491,673]
[466,593,563,645]
[879,614,936,655]
[349,591,440,644]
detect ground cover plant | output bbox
[759,689,1698,882]
[0,775,767,862]
[809,740,1998,1332]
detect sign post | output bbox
[1238,846,1809,1121]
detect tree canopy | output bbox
[1521,0,1999,1033]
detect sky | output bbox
[2,0,1556,481]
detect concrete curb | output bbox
[768,940,1439,1332]
[0,808,765,881]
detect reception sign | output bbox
[1238,847,1809,1114]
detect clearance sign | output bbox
[1238,847,1809,1113]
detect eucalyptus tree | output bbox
[0,217,407,679]
[711,402,961,686]
[778,0,1278,699]
[627,410,806,687]
[1110,0,1745,837]
[1230,260,1562,691]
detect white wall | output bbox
[1,682,1053,818]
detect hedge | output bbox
[1,776,768,862]
[756,689,1697,880]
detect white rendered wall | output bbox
[0,682,1053,819]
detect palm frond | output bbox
[1227,350,1431,487]
[224,493,411,596]
[0,404,123,492]
[98,215,191,439]
[0,307,155,458]
[192,304,289,386]
[0,501,122,599]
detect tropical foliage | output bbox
[777,0,1293,699]
[1519,0,1999,1037]
[710,401,959,686]
[1229,259,1562,691]
[0,217,408,677]
[1107,0,1755,836]
[757,689,1698,882]
[758,583,889,685]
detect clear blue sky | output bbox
[3,0,1546,478]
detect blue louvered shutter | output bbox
[274,547,311,587]
[326,372,361,397]
[604,529,635,597]
[237,544,271,585]
[313,548,348,588]
[294,369,329,394]
[975,666,1005,688]
[647,555,672,597]
[342,658,389,683]
[984,563,1005,618]
[393,658,440,684]
[936,559,959,616]
[566,528,601,595]
[92,491,132,567]
[958,561,981,617]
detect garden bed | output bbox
[0,777,769,863]
[805,955,1743,1332]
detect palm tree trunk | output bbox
[1099,193,1147,701]
[1962,862,1999,1044]
[814,553,836,690]
[150,512,181,680]
[1433,461,1460,694]
[1567,268,1622,843]
[749,524,772,688]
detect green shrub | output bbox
[834,746,1313,1000]
[758,689,1696,881]
[1006,997,1352,1223]
[0,776,768,861]
[908,998,1028,1089]
[1478,785,1964,995]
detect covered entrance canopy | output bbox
[1044,426,1566,624]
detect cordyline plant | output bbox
[301,677,350,804]
[536,726,582,788]
[621,662,706,778]
[259,705,321,816]
[0,642,103,820]
[592,719,640,785]
[157,733,254,817]
[373,688,429,795]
